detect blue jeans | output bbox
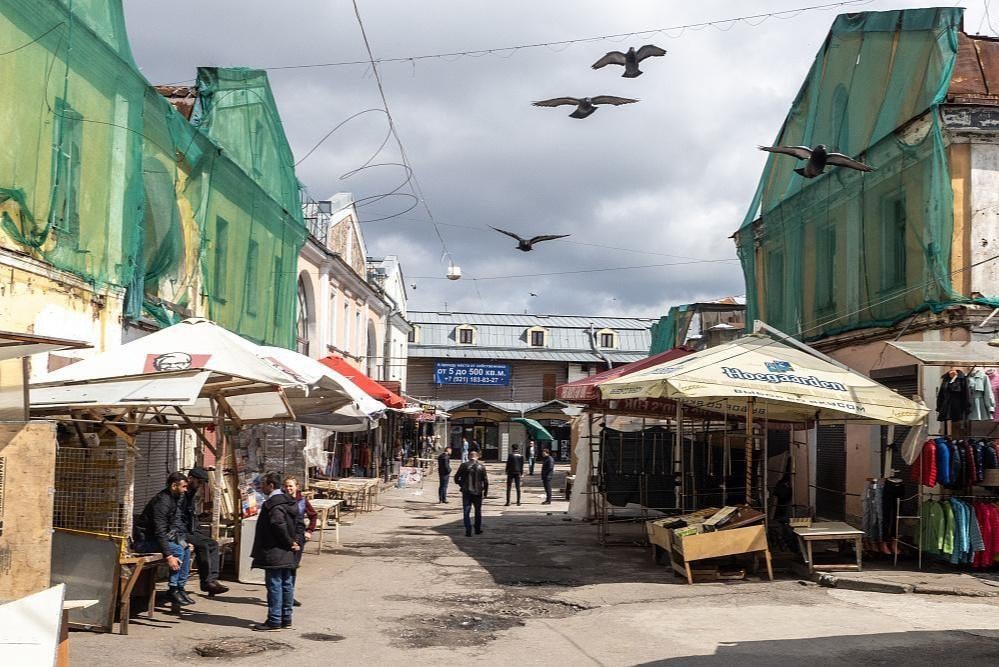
[462,492,483,535]
[528,457,535,475]
[140,540,190,589]
[438,476,449,503]
[264,568,295,627]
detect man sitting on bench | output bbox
[181,467,229,596]
[133,471,194,607]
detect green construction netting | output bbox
[0,0,305,348]
[736,8,997,341]
[649,305,689,355]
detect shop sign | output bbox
[434,362,510,386]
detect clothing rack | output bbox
[894,488,922,569]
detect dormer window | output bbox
[456,325,476,345]
[527,326,548,347]
[408,325,419,344]
[598,328,617,349]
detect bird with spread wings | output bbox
[532,95,638,119]
[490,227,570,252]
[591,45,667,78]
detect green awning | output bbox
[511,417,554,441]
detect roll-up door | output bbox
[132,431,181,511]
[815,424,845,520]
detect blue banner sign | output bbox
[434,362,511,386]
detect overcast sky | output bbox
[124,1,989,318]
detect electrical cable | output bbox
[409,258,738,281]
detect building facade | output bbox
[367,255,412,390]
[734,8,999,522]
[406,311,654,460]
[299,195,411,384]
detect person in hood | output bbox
[250,472,300,631]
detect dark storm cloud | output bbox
[123,1,985,318]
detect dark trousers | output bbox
[438,476,449,503]
[462,491,483,535]
[542,476,552,502]
[186,531,220,587]
[528,457,535,475]
[506,475,521,504]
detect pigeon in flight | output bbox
[758,144,874,178]
[532,96,638,119]
[529,292,538,297]
[591,45,667,78]
[490,227,570,251]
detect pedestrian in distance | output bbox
[454,450,489,537]
[527,438,537,475]
[505,443,525,506]
[461,436,470,463]
[282,476,316,608]
[469,439,481,455]
[541,448,555,504]
[133,471,195,608]
[250,472,301,631]
[437,447,452,503]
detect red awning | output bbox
[556,347,695,402]
[318,356,406,409]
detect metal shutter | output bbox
[132,431,181,511]
[815,424,846,520]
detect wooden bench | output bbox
[117,553,164,635]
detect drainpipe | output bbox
[589,323,613,370]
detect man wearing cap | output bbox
[182,467,229,596]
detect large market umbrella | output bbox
[598,333,928,426]
[512,417,554,441]
[557,346,695,402]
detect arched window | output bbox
[296,277,310,355]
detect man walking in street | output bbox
[133,471,194,608]
[527,439,537,475]
[461,436,470,463]
[454,450,489,536]
[180,467,229,597]
[540,448,555,504]
[505,443,524,506]
[437,447,452,503]
[250,472,300,631]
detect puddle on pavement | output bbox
[396,613,526,648]
[301,632,346,642]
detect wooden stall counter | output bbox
[648,520,773,585]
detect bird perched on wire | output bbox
[532,96,638,119]
[758,144,874,178]
[490,227,570,251]
[591,45,667,78]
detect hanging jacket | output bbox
[949,499,968,565]
[968,369,996,421]
[983,441,999,470]
[936,371,970,422]
[973,503,995,568]
[989,370,999,421]
[973,441,986,483]
[921,500,944,555]
[949,441,963,488]
[941,501,955,556]
[911,440,937,487]
[963,441,978,488]
[935,438,951,486]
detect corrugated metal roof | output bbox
[407,347,646,363]
[409,311,657,329]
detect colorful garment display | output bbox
[922,497,999,568]
[968,369,996,421]
[911,438,999,489]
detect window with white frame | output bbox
[408,325,419,344]
[527,326,548,347]
[456,325,476,345]
[598,328,617,349]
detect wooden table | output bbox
[310,498,343,553]
[118,553,164,635]
[793,521,864,574]
[311,479,380,516]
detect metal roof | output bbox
[409,311,657,329]
[407,347,646,364]
[887,341,999,366]
[0,330,90,362]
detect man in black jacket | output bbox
[505,444,525,506]
[454,451,489,537]
[540,448,555,504]
[134,471,194,607]
[180,467,229,596]
[250,472,301,631]
[437,448,452,503]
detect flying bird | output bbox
[529,292,538,297]
[490,227,570,252]
[532,96,638,119]
[758,144,874,179]
[591,45,667,78]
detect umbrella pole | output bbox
[675,400,683,511]
[745,398,755,505]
